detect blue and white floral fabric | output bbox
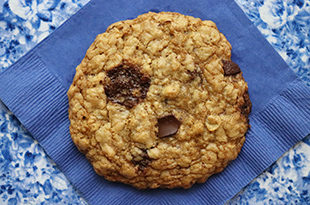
[235,0,310,86]
[0,0,88,69]
[0,0,309,204]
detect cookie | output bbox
[67,12,251,189]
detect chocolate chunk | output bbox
[157,115,181,138]
[240,90,252,121]
[104,64,151,108]
[222,60,241,76]
[132,149,151,171]
[187,69,203,82]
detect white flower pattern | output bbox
[0,0,309,204]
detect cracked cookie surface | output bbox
[67,12,251,189]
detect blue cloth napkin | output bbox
[0,0,310,204]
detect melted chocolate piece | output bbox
[157,115,181,138]
[131,149,151,171]
[187,69,203,82]
[240,90,252,121]
[104,64,150,108]
[222,60,241,76]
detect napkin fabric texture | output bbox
[0,0,310,204]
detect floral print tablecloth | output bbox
[0,0,309,204]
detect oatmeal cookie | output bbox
[67,12,251,189]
